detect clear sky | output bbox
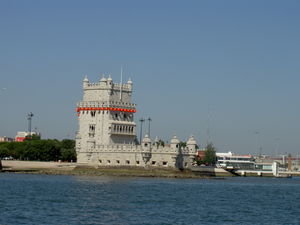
[1,0,300,155]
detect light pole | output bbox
[27,112,34,137]
[139,118,145,144]
[254,131,260,157]
[147,117,152,137]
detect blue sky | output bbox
[0,0,300,155]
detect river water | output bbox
[0,173,300,225]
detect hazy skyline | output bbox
[1,0,300,155]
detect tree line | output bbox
[0,139,76,162]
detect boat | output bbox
[275,174,292,178]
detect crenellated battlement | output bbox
[81,144,184,154]
[77,100,136,108]
[85,82,132,92]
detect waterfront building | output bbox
[75,75,197,169]
[15,131,40,142]
[216,151,255,170]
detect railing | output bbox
[109,131,136,136]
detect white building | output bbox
[15,131,40,142]
[0,136,14,142]
[75,75,197,169]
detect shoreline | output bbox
[3,160,298,178]
[1,160,210,178]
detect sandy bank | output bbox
[2,160,76,171]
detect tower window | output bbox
[89,124,95,132]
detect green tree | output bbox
[60,148,77,162]
[203,143,216,165]
[1,139,78,162]
[0,146,10,158]
[158,139,165,147]
[61,139,75,149]
[179,142,186,148]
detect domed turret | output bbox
[170,135,180,151]
[187,135,197,152]
[170,135,180,145]
[107,75,113,87]
[83,75,89,88]
[127,78,133,91]
[154,136,159,143]
[187,136,197,145]
[83,75,89,82]
[142,134,152,151]
[100,74,107,83]
[142,134,151,144]
[107,75,113,82]
[127,78,133,85]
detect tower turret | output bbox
[127,78,133,92]
[100,74,107,83]
[83,75,89,88]
[170,135,180,151]
[107,75,113,86]
[186,135,197,153]
[154,136,159,148]
[142,134,152,150]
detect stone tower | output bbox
[76,75,137,163]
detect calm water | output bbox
[0,173,300,225]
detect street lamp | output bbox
[147,117,152,137]
[27,112,34,137]
[139,118,145,144]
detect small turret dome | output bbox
[107,75,113,82]
[100,75,107,82]
[170,135,180,144]
[142,134,151,143]
[127,78,133,85]
[83,75,89,82]
[187,136,197,145]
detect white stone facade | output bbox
[76,75,197,169]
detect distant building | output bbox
[197,150,206,161]
[0,136,14,142]
[15,131,40,142]
[257,155,300,171]
[216,151,255,170]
